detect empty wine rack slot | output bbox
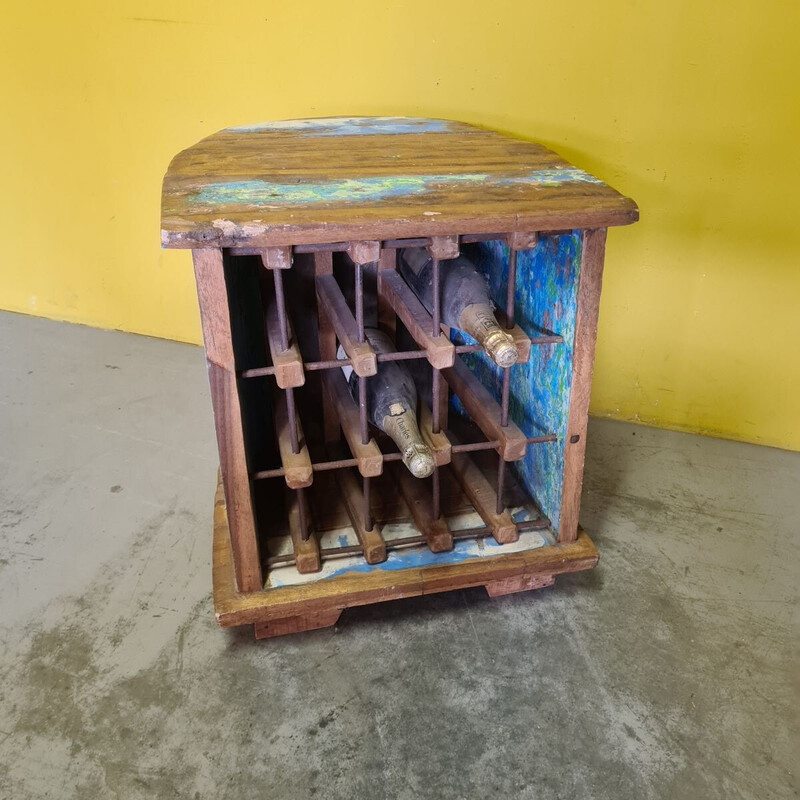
[162,116,637,638]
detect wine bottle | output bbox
[398,247,518,368]
[339,328,435,478]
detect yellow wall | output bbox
[2,1,799,450]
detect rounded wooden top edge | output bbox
[161,200,638,250]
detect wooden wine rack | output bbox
[161,117,637,638]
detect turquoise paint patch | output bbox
[227,116,456,136]
[190,170,602,208]
[450,234,582,530]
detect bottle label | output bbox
[472,305,500,336]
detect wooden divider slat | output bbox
[395,465,453,552]
[448,454,518,544]
[265,298,304,389]
[418,402,451,466]
[441,358,527,461]
[321,371,383,477]
[378,271,455,369]
[274,390,312,488]
[315,274,377,377]
[286,489,321,573]
[335,467,387,563]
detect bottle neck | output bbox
[458,304,518,368]
[381,405,435,478]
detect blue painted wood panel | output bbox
[451,233,582,530]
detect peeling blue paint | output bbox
[450,233,582,530]
[226,116,457,136]
[189,170,602,208]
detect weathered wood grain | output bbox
[193,251,262,593]
[321,371,383,477]
[162,117,638,248]
[211,476,599,629]
[286,489,321,574]
[448,453,518,544]
[418,402,451,465]
[274,389,313,489]
[265,296,305,389]
[395,465,453,552]
[441,358,527,461]
[378,271,455,369]
[558,228,607,543]
[336,467,387,564]
[315,274,377,377]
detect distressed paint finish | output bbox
[226,116,458,136]
[189,169,603,209]
[268,529,550,588]
[451,233,582,529]
[161,117,638,247]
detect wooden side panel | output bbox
[193,249,262,593]
[454,234,584,528]
[558,228,608,542]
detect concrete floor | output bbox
[0,310,797,800]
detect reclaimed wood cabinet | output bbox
[161,116,637,638]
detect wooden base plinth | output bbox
[212,479,598,640]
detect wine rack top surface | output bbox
[161,117,638,249]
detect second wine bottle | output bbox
[398,247,518,368]
[339,328,435,479]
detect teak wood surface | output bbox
[211,478,599,636]
[162,116,637,248]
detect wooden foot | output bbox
[485,574,555,597]
[254,609,342,639]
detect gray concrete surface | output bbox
[0,310,797,800]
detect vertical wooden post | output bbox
[558,228,608,543]
[192,248,263,592]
